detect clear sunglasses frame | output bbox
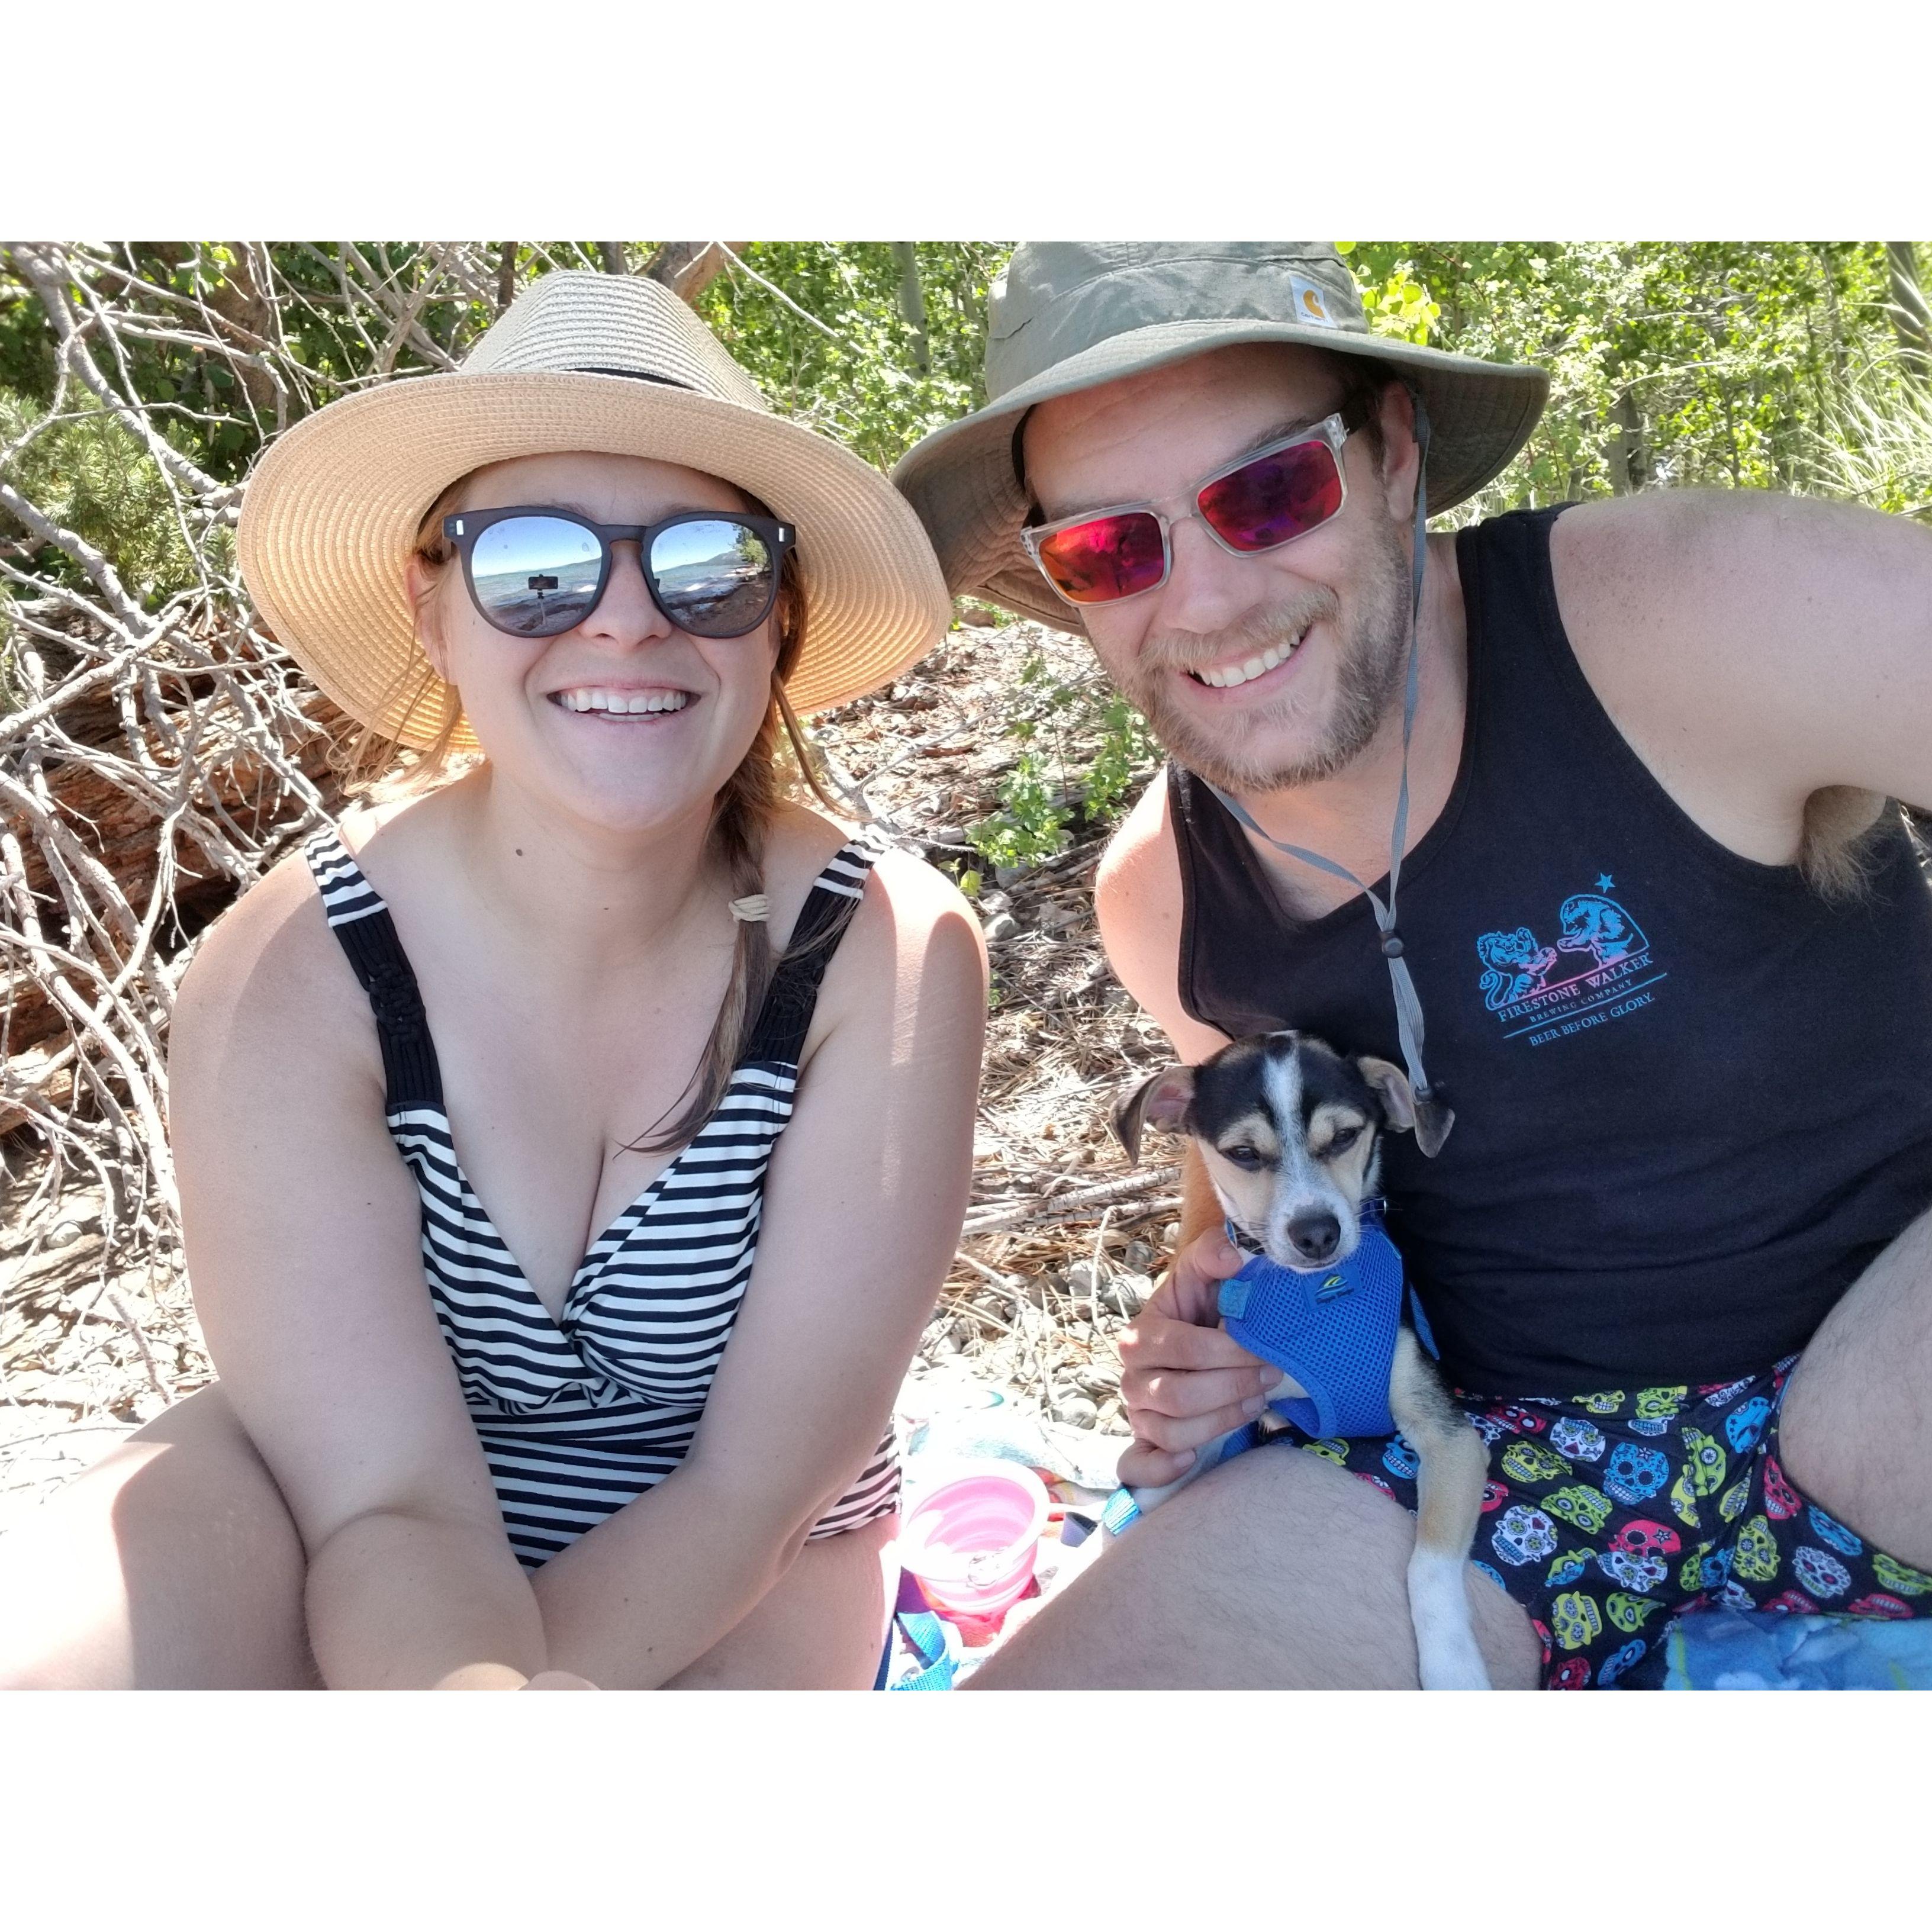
[1019,410,1358,608]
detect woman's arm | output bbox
[530,851,987,1688]
[169,858,548,1689]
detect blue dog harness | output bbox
[1219,1207,1435,1441]
[1099,1208,1437,1540]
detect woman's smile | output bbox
[548,683,695,718]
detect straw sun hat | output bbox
[238,271,951,752]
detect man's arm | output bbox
[1093,776,1232,1064]
[1095,783,1272,1487]
[1553,491,1932,864]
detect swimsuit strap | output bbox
[302,829,444,1112]
[740,840,880,1067]
[304,828,880,1103]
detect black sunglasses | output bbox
[442,505,795,641]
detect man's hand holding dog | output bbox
[1118,1229,1276,1488]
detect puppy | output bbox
[1113,1031,1492,1691]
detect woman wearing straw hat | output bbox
[0,272,984,1690]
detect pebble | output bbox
[1123,1240,1155,1273]
[1099,1271,1154,1318]
[1064,1258,1106,1299]
[1039,903,1083,931]
[981,912,1019,942]
[1054,1394,1099,1428]
[928,826,967,847]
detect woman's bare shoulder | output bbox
[169,844,374,1093]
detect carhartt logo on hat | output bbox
[893,241,1549,637]
[239,271,949,751]
[1291,276,1337,326]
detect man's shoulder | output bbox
[1096,770,1179,919]
[1547,487,1886,617]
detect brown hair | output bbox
[355,472,843,1154]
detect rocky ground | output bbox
[0,616,1171,1531]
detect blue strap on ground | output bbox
[1216,1217,1413,1440]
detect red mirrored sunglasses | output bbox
[1020,408,1361,608]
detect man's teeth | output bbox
[1192,638,1296,689]
[556,688,690,714]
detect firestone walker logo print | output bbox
[1474,876,1667,1047]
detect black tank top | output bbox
[1173,505,1932,1394]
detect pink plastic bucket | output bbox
[899,1461,1050,1626]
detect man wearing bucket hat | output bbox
[897,243,1932,1689]
[0,272,987,1690]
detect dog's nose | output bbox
[1286,1213,1341,1265]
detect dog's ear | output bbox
[1112,1065,1196,1165]
[1358,1057,1455,1159]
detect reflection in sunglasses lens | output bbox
[1199,441,1342,552]
[651,520,775,637]
[467,514,603,633]
[1037,511,1166,604]
[469,516,604,636]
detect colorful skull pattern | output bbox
[1597,1640,1648,1687]
[1573,1390,1627,1415]
[1492,1505,1560,1566]
[1762,1455,1801,1521]
[1634,1386,1688,1421]
[1548,1591,1603,1651]
[1598,1548,1669,1593]
[1805,1505,1864,1557]
[1846,1593,1912,1619]
[1680,1427,1728,1496]
[1544,1484,1615,1534]
[1612,1518,1683,1561]
[1792,1545,1853,1599]
[1731,1515,1780,1584]
[1549,1416,1606,1463]
[1605,1590,1664,1633]
[1873,1552,1932,1597]
[1604,1441,1671,1505]
[1724,1395,1772,1454]
[1501,1439,1573,1485]
[1263,1353,1927,1687]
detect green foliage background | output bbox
[7,239,1925,865]
[6,240,1928,616]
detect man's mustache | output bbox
[1138,590,1339,677]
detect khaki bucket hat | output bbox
[893,242,1550,635]
[239,271,951,751]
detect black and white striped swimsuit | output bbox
[303,830,900,1570]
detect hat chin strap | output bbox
[1200,388,1454,1154]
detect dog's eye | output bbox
[1324,1126,1361,1157]
[1221,1145,1266,1170]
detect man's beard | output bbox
[1103,511,1412,796]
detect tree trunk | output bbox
[497,242,517,311]
[1605,387,1646,494]
[600,242,626,275]
[1886,243,1931,378]
[893,242,929,373]
[640,243,746,304]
